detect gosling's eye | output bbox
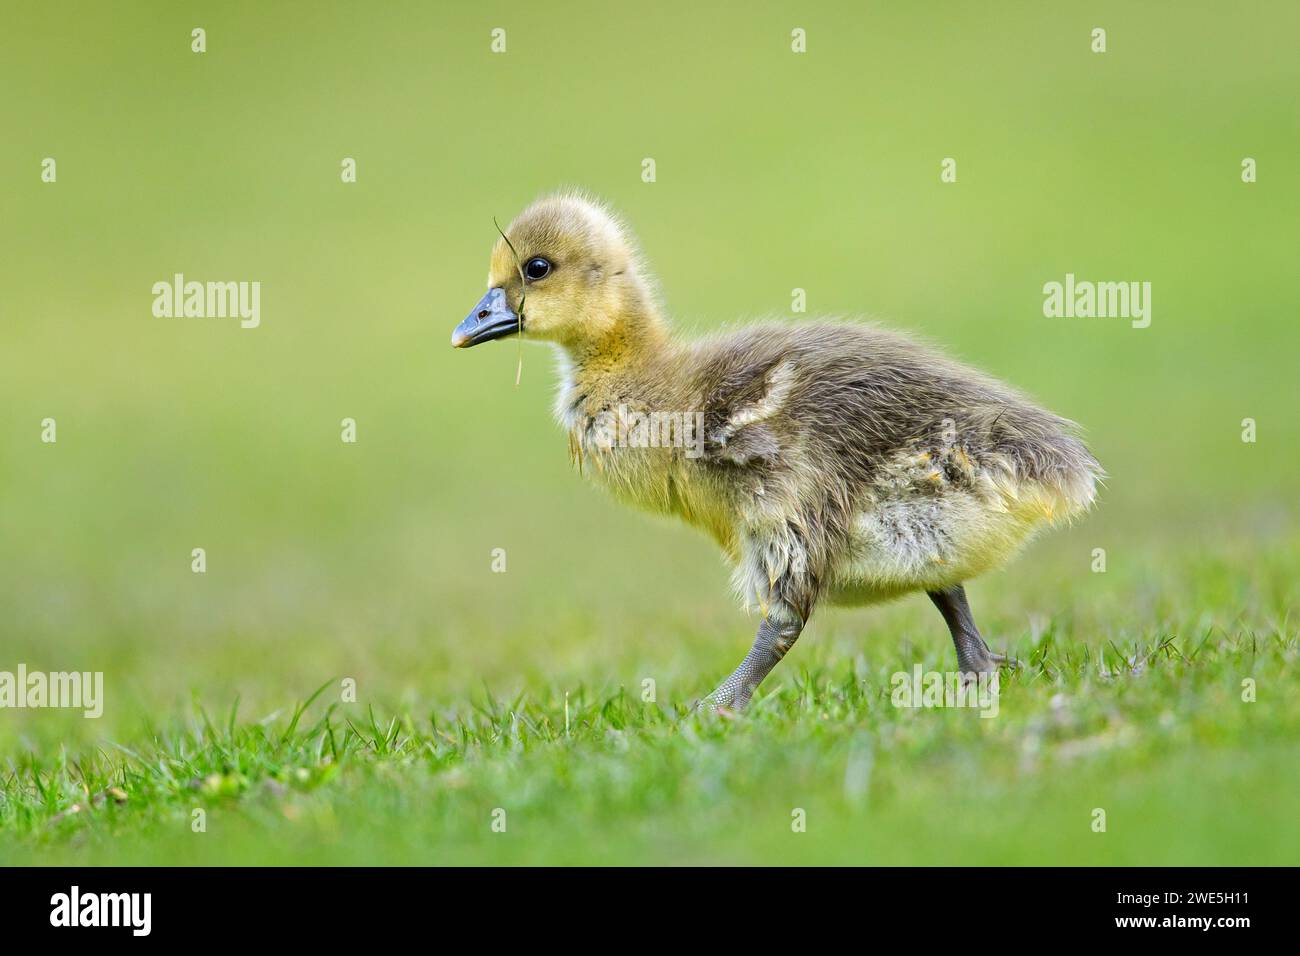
[524,257,552,281]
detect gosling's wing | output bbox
[696,348,798,467]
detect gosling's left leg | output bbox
[703,607,804,710]
[927,584,1013,675]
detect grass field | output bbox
[2,1,1298,865]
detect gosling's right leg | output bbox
[927,585,1013,675]
[702,607,804,711]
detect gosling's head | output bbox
[452,193,660,352]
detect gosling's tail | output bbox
[991,413,1104,524]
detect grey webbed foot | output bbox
[959,646,1018,674]
[701,611,804,712]
[929,585,1016,677]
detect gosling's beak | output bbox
[451,287,521,348]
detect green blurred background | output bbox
[1,1,1297,864]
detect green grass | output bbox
[3,546,1298,865]
[2,0,1299,864]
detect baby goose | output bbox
[453,193,1102,709]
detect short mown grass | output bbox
[4,597,1296,865]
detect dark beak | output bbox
[451,288,521,348]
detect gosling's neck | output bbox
[555,296,674,425]
[564,282,671,378]
[570,320,668,373]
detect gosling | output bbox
[452,193,1102,709]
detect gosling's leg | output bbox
[927,585,1013,675]
[703,607,804,710]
